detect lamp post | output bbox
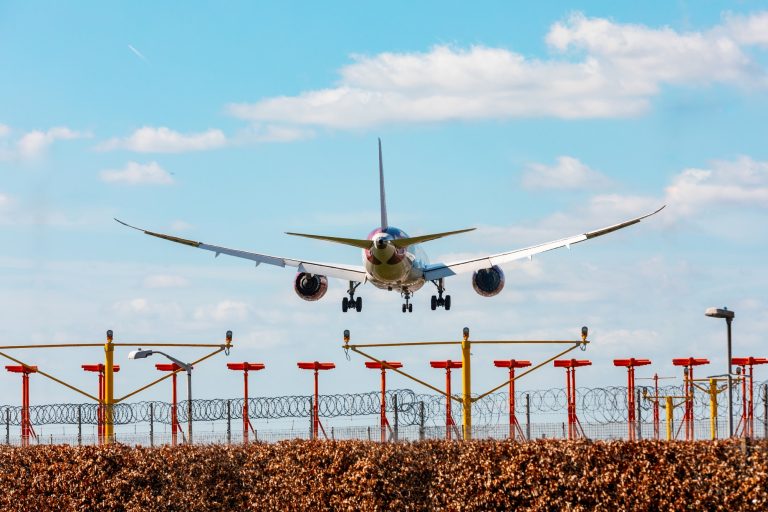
[705,307,735,437]
[129,349,194,444]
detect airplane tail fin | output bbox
[378,138,388,230]
[285,227,475,250]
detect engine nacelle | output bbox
[293,273,328,301]
[472,265,505,297]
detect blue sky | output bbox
[1,2,767,412]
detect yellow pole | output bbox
[461,327,471,440]
[104,330,115,443]
[665,396,674,441]
[709,378,718,440]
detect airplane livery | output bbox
[116,140,664,313]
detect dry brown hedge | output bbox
[0,439,765,511]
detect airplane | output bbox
[116,139,664,314]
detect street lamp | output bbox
[129,349,194,444]
[705,306,735,437]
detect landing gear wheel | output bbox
[445,295,451,311]
[431,295,437,311]
[355,297,363,312]
[342,297,349,312]
[402,304,407,313]
[408,303,413,313]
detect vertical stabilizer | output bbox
[378,138,388,230]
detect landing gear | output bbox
[401,290,413,313]
[342,282,362,313]
[430,279,451,311]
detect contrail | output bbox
[128,44,147,61]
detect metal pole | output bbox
[419,401,425,441]
[187,369,193,444]
[226,399,231,444]
[461,329,472,440]
[726,317,734,437]
[308,397,313,439]
[445,368,452,440]
[665,396,674,441]
[380,367,386,443]
[525,393,531,441]
[77,405,82,446]
[104,330,115,444]
[243,369,249,445]
[171,372,178,447]
[393,395,398,442]
[313,370,319,440]
[5,409,8,445]
[636,388,642,440]
[149,402,154,448]
[763,383,767,440]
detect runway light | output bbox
[581,326,589,339]
[463,327,469,338]
[106,330,113,340]
[226,330,233,342]
[343,329,350,343]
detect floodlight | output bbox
[128,349,153,360]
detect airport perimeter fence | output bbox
[2,382,766,446]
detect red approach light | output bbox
[613,358,652,368]
[430,360,462,369]
[672,358,710,367]
[82,364,121,372]
[156,363,183,372]
[732,357,768,366]
[297,362,335,371]
[365,361,403,370]
[5,365,38,374]
[554,359,592,368]
[227,362,266,371]
[494,360,532,369]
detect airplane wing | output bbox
[423,206,665,281]
[114,219,368,283]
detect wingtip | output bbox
[114,218,143,232]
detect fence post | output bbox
[763,384,767,440]
[419,401,425,441]
[226,400,232,445]
[525,393,531,441]
[636,388,643,440]
[309,397,313,439]
[77,405,82,446]
[331,426,335,440]
[149,403,154,448]
[393,395,399,442]
[5,409,9,445]
[367,426,371,441]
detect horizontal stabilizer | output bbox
[391,228,475,248]
[285,232,372,249]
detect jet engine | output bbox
[472,265,505,297]
[293,272,328,301]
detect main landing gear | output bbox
[401,290,413,313]
[430,279,451,311]
[342,281,362,313]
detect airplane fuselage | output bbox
[363,227,426,292]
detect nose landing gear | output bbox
[430,279,451,311]
[342,282,362,312]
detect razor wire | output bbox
[0,382,765,427]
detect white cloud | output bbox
[142,274,189,289]
[100,161,174,185]
[665,157,768,215]
[0,126,89,160]
[228,12,768,129]
[112,297,184,319]
[169,220,193,232]
[236,124,315,143]
[194,300,251,322]
[98,126,227,153]
[522,156,610,189]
